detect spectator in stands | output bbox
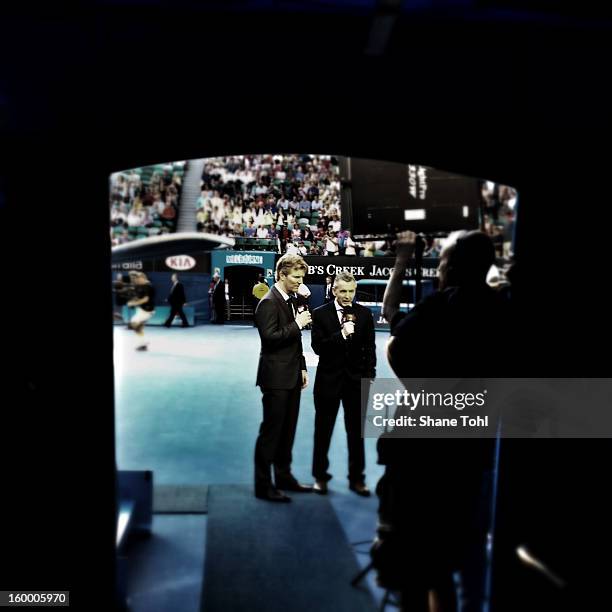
[344,231,360,256]
[286,242,300,255]
[142,206,153,228]
[263,209,274,227]
[231,206,243,226]
[111,204,127,225]
[325,231,339,256]
[211,190,224,212]
[303,227,315,243]
[244,222,256,238]
[161,200,177,223]
[278,196,290,212]
[299,197,311,214]
[196,209,208,231]
[337,228,349,255]
[363,242,376,257]
[279,226,290,252]
[153,192,166,216]
[307,183,319,201]
[127,205,145,228]
[329,215,341,233]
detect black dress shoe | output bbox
[255,487,291,503]
[313,480,328,495]
[349,482,371,497]
[276,480,313,493]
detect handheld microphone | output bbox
[297,302,312,330]
[342,306,356,339]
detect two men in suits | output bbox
[254,254,314,502]
[164,273,189,327]
[311,272,376,496]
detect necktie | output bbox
[288,295,298,316]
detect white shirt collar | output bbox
[275,282,292,301]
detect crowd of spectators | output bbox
[194,154,356,255]
[108,156,516,267]
[109,162,184,246]
[481,180,516,261]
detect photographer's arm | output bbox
[381,230,416,324]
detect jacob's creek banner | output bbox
[112,252,438,282]
[303,256,439,283]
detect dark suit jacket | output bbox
[212,280,225,306]
[311,301,376,397]
[168,282,186,307]
[255,286,307,389]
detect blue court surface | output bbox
[115,324,396,611]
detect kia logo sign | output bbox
[165,255,196,271]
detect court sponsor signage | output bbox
[112,253,208,273]
[303,256,439,282]
[225,254,264,265]
[165,255,196,271]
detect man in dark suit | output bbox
[164,273,189,327]
[211,273,226,324]
[254,253,314,502]
[323,275,334,303]
[311,272,376,496]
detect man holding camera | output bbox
[311,272,376,496]
[253,254,314,502]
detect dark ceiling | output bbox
[3,2,611,188]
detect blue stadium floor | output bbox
[115,324,395,611]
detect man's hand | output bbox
[296,310,312,329]
[341,320,355,338]
[395,230,417,263]
[301,370,309,389]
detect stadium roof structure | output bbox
[111,232,234,262]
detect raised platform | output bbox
[201,484,376,612]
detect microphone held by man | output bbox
[295,305,312,329]
[341,306,356,339]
